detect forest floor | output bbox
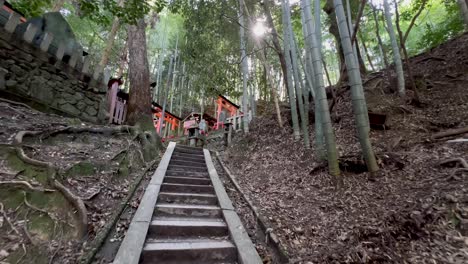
[0,101,162,263]
[219,33,468,263]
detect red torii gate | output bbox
[151,102,181,135]
[214,95,240,129]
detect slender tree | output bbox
[99,0,126,69]
[282,0,301,140]
[301,0,340,177]
[159,55,174,134]
[301,0,324,158]
[262,0,290,96]
[284,0,310,147]
[333,0,379,173]
[458,0,468,27]
[371,4,390,78]
[359,32,375,71]
[238,0,250,133]
[383,0,405,96]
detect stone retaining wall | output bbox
[0,14,109,123]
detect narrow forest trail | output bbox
[113,142,262,264]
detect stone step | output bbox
[155,203,222,218]
[173,147,204,155]
[175,145,204,152]
[171,152,205,159]
[141,238,236,264]
[164,176,211,185]
[148,217,228,238]
[169,159,206,168]
[165,170,210,178]
[167,164,208,173]
[161,183,214,194]
[171,155,206,163]
[158,192,218,205]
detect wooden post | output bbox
[228,124,233,145]
[108,82,119,124]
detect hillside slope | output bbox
[221,33,468,263]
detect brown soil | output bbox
[0,102,162,263]
[220,33,468,263]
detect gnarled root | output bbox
[12,130,89,239]
[439,158,468,169]
[0,181,55,192]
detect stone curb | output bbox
[113,142,176,264]
[204,149,262,264]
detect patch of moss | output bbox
[67,117,82,126]
[0,188,25,208]
[117,155,130,177]
[66,161,95,177]
[28,213,55,241]
[26,191,67,209]
[6,243,49,264]
[7,153,49,184]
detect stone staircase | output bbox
[113,143,261,264]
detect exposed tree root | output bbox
[0,202,20,235]
[422,158,468,183]
[82,188,101,201]
[38,125,137,141]
[15,244,27,264]
[0,181,55,192]
[14,130,88,239]
[439,158,468,169]
[22,222,35,245]
[0,97,34,111]
[51,179,87,238]
[432,126,468,140]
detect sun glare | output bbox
[252,21,267,37]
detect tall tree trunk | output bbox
[99,0,125,69]
[169,35,179,113]
[117,40,128,77]
[394,1,421,104]
[284,0,310,148]
[359,33,375,72]
[333,0,379,173]
[301,0,340,178]
[178,63,186,117]
[301,0,325,158]
[281,0,301,139]
[126,19,152,126]
[52,0,66,12]
[238,0,250,133]
[458,0,468,27]
[159,55,174,135]
[263,0,290,96]
[383,0,405,96]
[371,5,390,75]
[345,0,361,72]
[324,0,346,81]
